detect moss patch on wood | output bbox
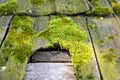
[0,16,36,80]
[112,2,120,16]
[87,0,113,16]
[86,5,113,16]
[88,0,99,6]
[29,0,55,7]
[38,16,93,79]
[0,0,18,16]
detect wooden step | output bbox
[24,63,76,80]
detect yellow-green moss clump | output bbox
[86,5,113,16]
[112,2,120,16]
[0,16,35,80]
[88,0,99,6]
[0,0,18,16]
[87,0,113,16]
[38,16,92,79]
[0,16,35,65]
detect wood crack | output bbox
[0,15,15,48]
[85,17,103,80]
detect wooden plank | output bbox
[0,16,12,46]
[56,0,89,15]
[0,16,34,80]
[87,16,120,80]
[71,16,100,80]
[33,15,100,80]
[0,57,28,80]
[24,63,76,80]
[18,0,89,15]
[17,0,55,15]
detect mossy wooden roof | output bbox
[0,0,120,80]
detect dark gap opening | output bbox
[28,43,71,63]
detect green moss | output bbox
[0,0,18,16]
[88,22,98,30]
[112,2,120,16]
[75,61,95,80]
[0,15,36,80]
[98,39,104,44]
[1,16,35,64]
[87,0,113,16]
[102,48,115,62]
[0,57,27,80]
[107,35,115,40]
[109,0,116,2]
[38,16,92,79]
[86,5,113,16]
[107,34,118,41]
[88,0,99,6]
[29,0,55,7]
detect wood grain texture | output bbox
[87,16,120,80]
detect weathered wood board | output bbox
[24,63,76,80]
[72,16,100,80]
[87,16,120,80]
[0,16,12,45]
[0,58,28,80]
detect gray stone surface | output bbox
[32,51,71,62]
[24,63,76,80]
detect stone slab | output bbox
[31,51,71,62]
[24,63,76,80]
